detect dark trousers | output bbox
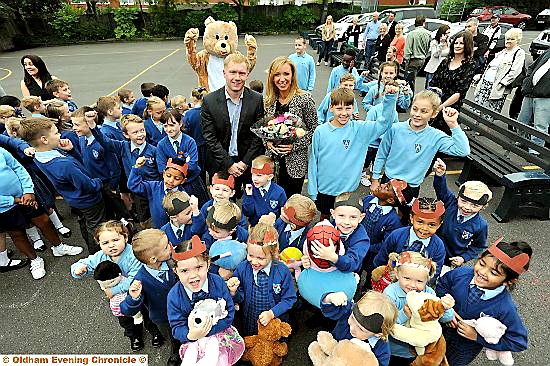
[102,185,131,221]
[364,146,378,170]
[316,192,336,217]
[117,306,161,339]
[405,58,425,94]
[73,199,106,254]
[389,355,415,366]
[277,157,305,197]
[132,193,151,224]
[156,321,182,356]
[318,40,334,63]
[231,156,252,200]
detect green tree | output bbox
[0,0,64,34]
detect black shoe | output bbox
[7,249,14,258]
[130,337,144,352]
[167,353,181,366]
[151,333,165,348]
[0,258,30,273]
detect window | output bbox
[403,10,416,19]
[471,8,483,15]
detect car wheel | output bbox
[517,21,527,30]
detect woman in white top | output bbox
[473,28,525,114]
[424,25,450,88]
[317,15,336,66]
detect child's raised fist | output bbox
[58,139,73,151]
[226,277,240,296]
[324,291,348,306]
[301,255,311,269]
[433,158,447,176]
[134,156,147,169]
[385,84,399,95]
[442,107,459,128]
[129,280,142,300]
[440,293,455,310]
[189,195,199,214]
[245,184,253,196]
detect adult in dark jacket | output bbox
[344,17,362,48]
[465,18,489,74]
[201,53,264,197]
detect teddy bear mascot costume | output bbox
[184,16,258,92]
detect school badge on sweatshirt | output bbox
[343,139,351,149]
[461,230,473,241]
[414,143,422,153]
[92,149,99,159]
[270,200,279,209]
[272,283,281,294]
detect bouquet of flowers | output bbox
[251,113,307,145]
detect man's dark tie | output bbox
[467,285,484,305]
[408,240,424,253]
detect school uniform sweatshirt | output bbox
[0,147,34,213]
[308,93,397,200]
[156,134,200,182]
[241,182,287,226]
[372,121,470,187]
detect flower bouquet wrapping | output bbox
[250,113,308,146]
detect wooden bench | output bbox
[455,99,550,222]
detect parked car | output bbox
[315,13,373,42]
[478,22,514,53]
[530,29,550,59]
[469,6,531,30]
[401,18,451,37]
[379,7,436,23]
[535,8,550,30]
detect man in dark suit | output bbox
[386,11,397,40]
[201,53,265,197]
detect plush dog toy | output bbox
[184,16,257,91]
[462,314,513,365]
[308,331,379,366]
[370,252,399,292]
[241,318,292,366]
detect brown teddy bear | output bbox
[241,318,292,366]
[371,252,399,292]
[308,331,380,366]
[184,16,257,92]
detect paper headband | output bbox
[395,251,433,276]
[166,198,191,216]
[390,179,408,204]
[411,199,445,219]
[171,235,206,261]
[212,173,235,189]
[248,230,278,247]
[334,195,363,211]
[206,206,238,230]
[352,305,384,334]
[251,162,274,175]
[283,206,308,227]
[166,158,189,177]
[458,185,490,206]
[487,236,530,275]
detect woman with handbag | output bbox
[473,28,525,115]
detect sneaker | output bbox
[57,226,72,238]
[0,258,30,273]
[324,61,328,66]
[52,243,83,257]
[360,171,371,187]
[30,257,46,280]
[33,239,46,252]
[316,62,320,66]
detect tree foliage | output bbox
[114,7,138,39]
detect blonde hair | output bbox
[132,228,166,263]
[143,96,165,120]
[505,28,522,43]
[171,95,188,110]
[330,88,355,107]
[356,291,398,341]
[206,199,241,230]
[162,191,191,214]
[45,100,69,127]
[21,96,42,112]
[339,73,356,84]
[18,118,55,146]
[395,251,437,279]
[93,220,129,243]
[248,222,279,259]
[265,56,304,107]
[224,53,250,69]
[413,89,441,113]
[285,194,317,224]
[96,96,119,117]
[5,117,22,136]
[121,114,144,133]
[0,105,15,119]
[251,155,275,173]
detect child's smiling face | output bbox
[395,265,429,293]
[330,205,365,235]
[473,255,508,289]
[247,243,272,272]
[174,256,209,292]
[410,214,442,240]
[457,197,484,217]
[163,168,185,190]
[209,183,235,202]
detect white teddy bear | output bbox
[462,313,514,366]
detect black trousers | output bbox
[277,157,305,197]
[156,321,182,356]
[73,199,106,254]
[316,192,336,217]
[117,305,160,339]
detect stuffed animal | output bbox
[184,16,257,92]
[391,291,448,366]
[370,252,399,292]
[462,314,513,366]
[241,318,292,366]
[308,331,379,366]
[280,247,303,280]
[209,239,247,280]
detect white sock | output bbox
[26,226,41,243]
[0,250,8,266]
[49,211,64,229]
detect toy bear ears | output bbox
[205,16,236,28]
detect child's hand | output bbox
[84,110,97,129]
[301,255,311,269]
[449,256,465,267]
[352,112,360,120]
[402,85,411,96]
[58,139,73,151]
[440,294,455,310]
[189,195,199,215]
[134,156,147,169]
[104,288,114,299]
[361,70,370,77]
[226,277,240,296]
[19,193,37,208]
[385,84,399,94]
[370,179,380,194]
[433,158,447,176]
[23,147,35,157]
[447,313,461,328]
[245,184,253,196]
[258,310,275,327]
[324,292,348,306]
[74,264,88,276]
[187,314,213,341]
[218,267,233,281]
[310,239,338,263]
[129,280,142,300]
[404,304,412,319]
[457,319,478,341]
[442,107,459,129]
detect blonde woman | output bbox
[390,23,406,64]
[317,15,336,66]
[264,56,317,196]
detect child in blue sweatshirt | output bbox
[131,82,155,118]
[227,223,297,336]
[361,62,412,112]
[156,108,208,208]
[436,240,530,365]
[275,194,317,252]
[121,229,181,365]
[242,155,287,226]
[326,49,360,93]
[374,197,447,279]
[161,191,198,246]
[308,87,397,218]
[383,251,455,364]
[118,88,136,116]
[433,158,492,273]
[183,87,208,185]
[20,118,106,254]
[96,96,125,141]
[319,290,398,366]
[317,73,359,125]
[371,89,470,196]
[143,96,166,146]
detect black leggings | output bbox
[277,158,305,197]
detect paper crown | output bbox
[206,205,238,230]
[333,193,363,211]
[352,305,384,334]
[283,206,308,227]
[395,251,434,276]
[212,173,235,189]
[458,182,491,206]
[487,236,530,275]
[411,199,445,219]
[166,198,191,216]
[251,162,274,175]
[170,235,206,261]
[389,179,408,204]
[166,158,189,177]
[248,229,278,247]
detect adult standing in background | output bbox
[20,55,54,101]
[386,11,397,40]
[264,56,317,197]
[403,16,431,93]
[317,15,336,66]
[465,17,489,74]
[201,53,265,198]
[390,22,406,65]
[362,12,381,68]
[344,16,362,48]
[483,14,502,65]
[374,23,392,65]
[424,25,450,88]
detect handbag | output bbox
[507,49,526,89]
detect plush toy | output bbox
[209,239,247,279]
[308,331,379,366]
[391,291,448,366]
[280,247,303,280]
[298,221,357,308]
[184,16,257,92]
[370,252,399,292]
[241,318,292,366]
[462,314,513,366]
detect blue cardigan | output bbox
[274,218,310,252]
[160,222,195,246]
[167,273,235,343]
[332,223,370,274]
[241,182,287,226]
[156,134,200,182]
[360,195,402,253]
[144,117,166,146]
